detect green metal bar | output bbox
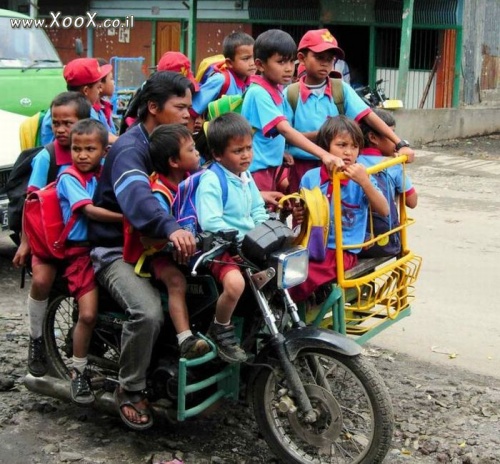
[151,20,157,71]
[180,19,186,53]
[353,306,412,345]
[396,0,415,102]
[180,389,227,420]
[368,25,376,88]
[187,0,197,65]
[453,26,463,108]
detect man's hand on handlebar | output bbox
[169,229,197,265]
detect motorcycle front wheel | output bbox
[252,349,393,464]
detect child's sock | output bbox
[177,330,193,346]
[28,296,48,339]
[72,356,88,374]
[214,318,230,326]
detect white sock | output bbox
[72,356,88,373]
[214,318,230,326]
[28,296,48,339]
[177,330,193,346]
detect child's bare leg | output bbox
[159,263,209,359]
[158,264,189,334]
[73,288,98,359]
[209,270,247,363]
[70,288,98,405]
[215,270,245,324]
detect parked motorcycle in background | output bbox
[356,79,403,109]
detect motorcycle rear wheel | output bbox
[43,292,121,383]
[252,349,393,464]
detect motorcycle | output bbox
[355,79,403,110]
[25,219,394,463]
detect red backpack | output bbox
[123,172,175,264]
[23,166,86,261]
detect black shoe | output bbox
[179,335,210,360]
[28,336,48,377]
[207,322,247,364]
[70,368,95,405]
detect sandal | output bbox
[114,387,153,431]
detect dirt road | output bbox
[1,135,500,463]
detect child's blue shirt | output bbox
[241,75,293,172]
[285,77,370,161]
[57,169,98,241]
[191,69,249,117]
[196,163,268,240]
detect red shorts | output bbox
[289,249,357,303]
[151,255,176,280]
[63,247,96,301]
[289,159,321,194]
[252,166,289,193]
[209,251,241,283]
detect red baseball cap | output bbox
[63,58,112,87]
[157,51,199,91]
[298,29,345,59]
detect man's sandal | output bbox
[114,387,153,431]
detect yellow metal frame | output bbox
[306,155,422,343]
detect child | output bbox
[57,119,122,404]
[147,124,210,359]
[239,29,344,200]
[289,116,389,303]
[40,58,116,145]
[191,31,256,118]
[12,92,91,378]
[287,28,415,193]
[358,109,418,209]
[95,58,117,136]
[196,113,269,363]
[357,109,418,257]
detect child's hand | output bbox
[343,163,369,186]
[397,145,415,163]
[283,152,294,166]
[291,200,305,225]
[320,152,344,172]
[261,190,285,207]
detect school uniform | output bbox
[241,75,292,191]
[56,168,99,301]
[285,76,370,193]
[289,164,381,302]
[28,140,72,192]
[93,99,117,135]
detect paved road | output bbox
[370,148,500,380]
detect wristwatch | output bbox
[395,140,410,151]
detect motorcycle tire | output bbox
[43,291,121,382]
[43,292,77,380]
[252,349,393,464]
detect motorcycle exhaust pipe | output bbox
[24,374,174,421]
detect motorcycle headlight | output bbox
[271,246,309,289]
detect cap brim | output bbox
[329,70,343,79]
[308,44,345,60]
[98,63,113,80]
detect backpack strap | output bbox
[149,172,175,208]
[330,78,345,115]
[46,142,58,184]
[219,68,232,98]
[54,166,88,247]
[287,79,344,115]
[286,82,300,113]
[207,162,228,206]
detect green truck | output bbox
[0,8,66,235]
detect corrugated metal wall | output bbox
[462,0,500,104]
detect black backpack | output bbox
[3,142,57,242]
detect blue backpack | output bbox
[173,163,228,236]
[359,170,401,258]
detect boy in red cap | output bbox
[40,58,118,145]
[286,28,415,193]
[156,51,200,92]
